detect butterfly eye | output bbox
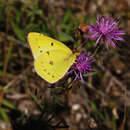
[51,42,53,46]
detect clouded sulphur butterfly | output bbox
[27,32,78,84]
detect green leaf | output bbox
[58,33,74,42]
[0,70,2,76]
[62,9,71,24]
[11,21,26,42]
[0,108,9,122]
[90,101,105,121]
[2,99,16,110]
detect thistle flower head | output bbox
[88,15,125,49]
[70,51,95,82]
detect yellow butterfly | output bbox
[27,32,79,84]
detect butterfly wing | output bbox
[27,32,72,59]
[34,49,77,83]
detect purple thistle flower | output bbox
[70,51,95,82]
[88,15,125,49]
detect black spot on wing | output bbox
[51,42,53,46]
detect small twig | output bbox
[1,32,27,48]
[3,65,32,91]
[51,119,69,129]
[85,80,107,98]
[3,77,19,90]
[2,0,10,78]
[98,63,130,96]
[119,86,127,130]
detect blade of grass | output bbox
[2,41,13,78]
[2,99,16,110]
[0,108,9,122]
